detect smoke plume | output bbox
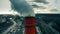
[9,0,35,16]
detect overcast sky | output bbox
[0,0,60,14]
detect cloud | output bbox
[9,0,35,16]
[32,4,46,9]
[50,9,59,12]
[32,4,39,8]
[34,0,49,4]
[39,6,46,9]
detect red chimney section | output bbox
[24,16,35,34]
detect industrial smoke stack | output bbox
[10,0,35,34]
[9,0,35,17]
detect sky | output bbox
[0,0,60,14]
